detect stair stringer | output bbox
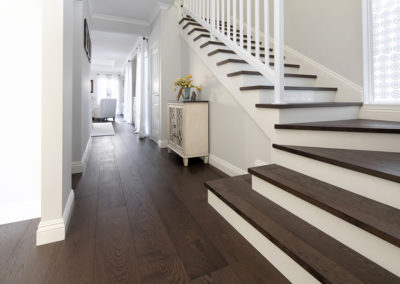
[180,28,280,144]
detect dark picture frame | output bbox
[84,19,91,63]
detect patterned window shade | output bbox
[371,0,400,103]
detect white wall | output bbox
[283,0,364,86]
[72,0,92,169]
[180,40,271,172]
[0,2,42,224]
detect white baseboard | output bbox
[36,189,75,246]
[0,200,40,225]
[359,105,400,122]
[209,154,247,176]
[158,140,168,148]
[71,137,92,174]
[208,190,318,284]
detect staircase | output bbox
[179,2,400,283]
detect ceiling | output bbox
[88,0,173,73]
[89,0,174,23]
[91,30,138,73]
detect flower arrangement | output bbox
[174,75,202,101]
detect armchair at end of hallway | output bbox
[92,98,117,122]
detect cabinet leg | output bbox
[167,148,172,154]
[203,156,209,164]
[183,158,189,167]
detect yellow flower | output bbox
[186,75,192,79]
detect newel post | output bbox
[274,0,284,104]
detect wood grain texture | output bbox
[249,164,400,248]
[273,144,400,183]
[191,266,243,284]
[1,118,292,284]
[275,119,400,134]
[206,175,400,284]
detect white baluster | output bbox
[207,0,210,23]
[255,0,260,59]
[211,0,216,39]
[222,0,225,35]
[227,0,231,40]
[239,0,244,47]
[203,0,206,20]
[217,0,220,31]
[247,0,251,53]
[233,0,237,42]
[264,0,270,67]
[274,0,284,103]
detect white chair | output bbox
[92,98,117,121]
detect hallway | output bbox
[0,120,287,283]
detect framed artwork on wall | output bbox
[84,19,91,63]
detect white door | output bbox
[150,42,160,143]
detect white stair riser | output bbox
[276,130,400,152]
[218,63,301,75]
[278,106,360,124]
[272,149,400,209]
[254,89,336,104]
[252,176,400,277]
[208,190,319,284]
[233,74,318,86]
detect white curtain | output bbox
[135,39,150,138]
[123,62,133,123]
[98,75,121,114]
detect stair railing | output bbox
[183,0,284,103]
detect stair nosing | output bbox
[227,71,317,79]
[205,175,399,283]
[216,59,300,68]
[273,144,400,184]
[275,119,400,134]
[241,86,338,91]
[248,164,400,248]
[255,102,363,109]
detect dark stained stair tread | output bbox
[275,119,400,134]
[256,102,363,109]
[183,22,202,29]
[228,71,317,79]
[205,175,399,284]
[248,164,400,247]
[179,17,196,25]
[194,34,211,41]
[241,86,337,91]
[216,59,300,68]
[200,41,272,51]
[273,144,400,183]
[208,49,235,56]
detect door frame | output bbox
[150,40,161,144]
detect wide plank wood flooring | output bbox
[0,119,288,284]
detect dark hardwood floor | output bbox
[0,119,288,284]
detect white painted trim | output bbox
[158,140,168,148]
[71,137,92,174]
[284,45,363,93]
[0,201,40,225]
[252,176,400,277]
[209,154,247,176]
[362,0,374,104]
[359,104,400,121]
[208,190,318,284]
[91,13,150,26]
[63,189,75,233]
[36,189,75,246]
[254,160,268,167]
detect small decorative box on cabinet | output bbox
[167,101,209,167]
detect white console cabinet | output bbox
[167,101,209,167]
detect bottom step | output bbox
[205,175,399,284]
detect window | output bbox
[98,75,121,113]
[367,0,400,104]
